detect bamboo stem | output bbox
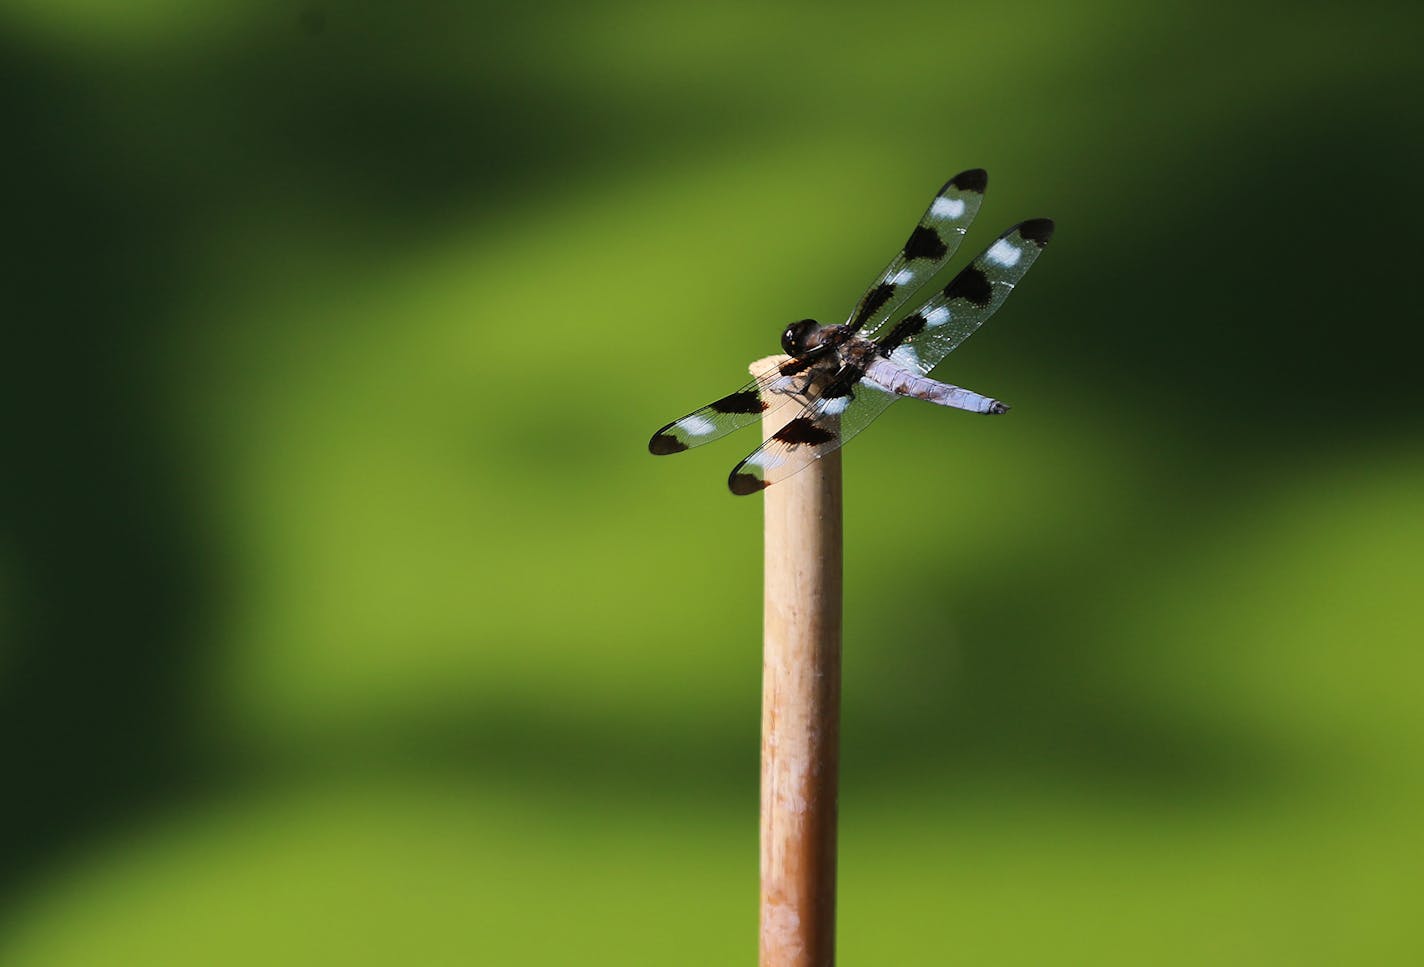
[751,355,843,967]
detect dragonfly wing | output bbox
[846,169,988,338]
[648,352,829,455]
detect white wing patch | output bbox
[924,306,951,327]
[821,395,851,417]
[745,449,787,471]
[889,345,922,371]
[675,414,718,436]
[986,239,1022,267]
[931,197,966,219]
[863,374,895,395]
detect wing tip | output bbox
[648,432,688,455]
[728,471,769,496]
[946,168,988,194]
[1017,218,1055,248]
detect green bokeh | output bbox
[4,1,1422,963]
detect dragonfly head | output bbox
[781,319,820,356]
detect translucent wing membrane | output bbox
[875,219,1055,376]
[845,169,988,337]
[728,367,899,494]
[647,355,824,455]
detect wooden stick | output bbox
[751,355,843,967]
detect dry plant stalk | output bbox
[750,355,843,967]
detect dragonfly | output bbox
[648,169,1054,495]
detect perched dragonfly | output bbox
[648,169,1053,495]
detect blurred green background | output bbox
[3,0,1422,963]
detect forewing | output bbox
[727,366,899,494]
[845,169,988,337]
[648,363,816,455]
[876,219,1055,376]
